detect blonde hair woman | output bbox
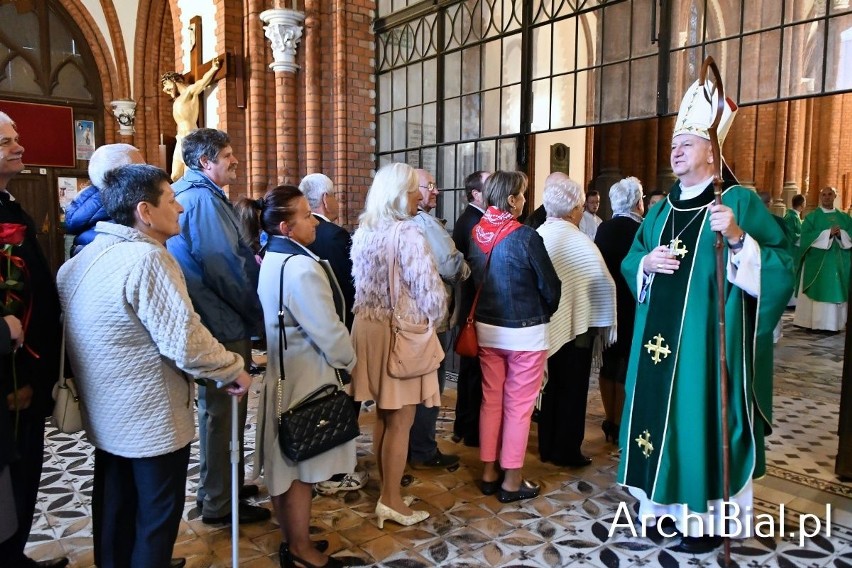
[350,163,447,527]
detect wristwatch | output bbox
[729,231,746,252]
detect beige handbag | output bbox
[385,222,444,379]
[52,333,82,434]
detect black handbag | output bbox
[275,251,360,462]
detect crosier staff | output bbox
[699,55,732,567]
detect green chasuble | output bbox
[783,209,802,244]
[797,208,852,303]
[618,182,793,513]
[784,209,803,271]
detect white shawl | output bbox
[537,218,617,357]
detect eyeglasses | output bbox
[419,182,437,191]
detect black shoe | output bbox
[497,479,540,503]
[602,421,620,443]
[198,485,261,510]
[279,543,345,568]
[281,540,330,553]
[552,454,592,468]
[480,471,505,496]
[409,451,460,470]
[674,535,723,554]
[170,559,187,568]
[202,502,272,525]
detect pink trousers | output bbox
[478,347,547,469]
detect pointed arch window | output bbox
[0,0,96,101]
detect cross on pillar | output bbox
[184,15,228,126]
[635,430,654,458]
[644,333,671,365]
[669,237,689,258]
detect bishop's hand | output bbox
[709,203,744,245]
[643,245,680,275]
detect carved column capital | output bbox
[110,99,137,136]
[260,8,306,74]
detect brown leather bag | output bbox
[453,223,505,358]
[454,318,479,358]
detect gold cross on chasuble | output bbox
[669,237,689,258]
[635,430,654,457]
[644,333,671,364]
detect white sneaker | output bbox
[315,470,369,495]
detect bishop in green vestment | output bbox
[793,186,852,331]
[617,79,793,554]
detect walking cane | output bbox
[700,56,732,567]
[231,395,240,567]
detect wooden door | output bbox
[7,171,64,274]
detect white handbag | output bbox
[51,333,82,434]
[50,243,120,434]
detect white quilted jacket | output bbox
[57,222,245,458]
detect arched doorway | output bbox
[0,0,104,271]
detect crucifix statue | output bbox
[160,16,227,181]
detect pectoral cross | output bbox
[635,430,654,458]
[644,334,671,365]
[668,237,688,258]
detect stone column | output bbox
[770,101,789,216]
[334,0,350,226]
[814,95,842,204]
[802,98,816,210]
[304,0,321,174]
[260,8,306,185]
[247,0,270,197]
[782,99,803,210]
[732,106,756,189]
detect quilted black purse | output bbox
[276,252,360,462]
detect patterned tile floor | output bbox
[25,312,852,567]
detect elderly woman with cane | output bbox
[57,164,252,568]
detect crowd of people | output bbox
[0,73,844,567]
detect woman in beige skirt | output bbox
[350,163,447,528]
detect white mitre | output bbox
[673,79,738,148]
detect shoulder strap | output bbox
[464,223,509,324]
[59,242,123,386]
[277,254,299,383]
[386,222,404,311]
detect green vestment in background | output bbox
[797,208,852,304]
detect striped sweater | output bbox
[537,218,617,357]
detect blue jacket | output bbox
[469,225,561,328]
[64,185,111,254]
[166,169,262,342]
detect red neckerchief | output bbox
[472,206,522,253]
